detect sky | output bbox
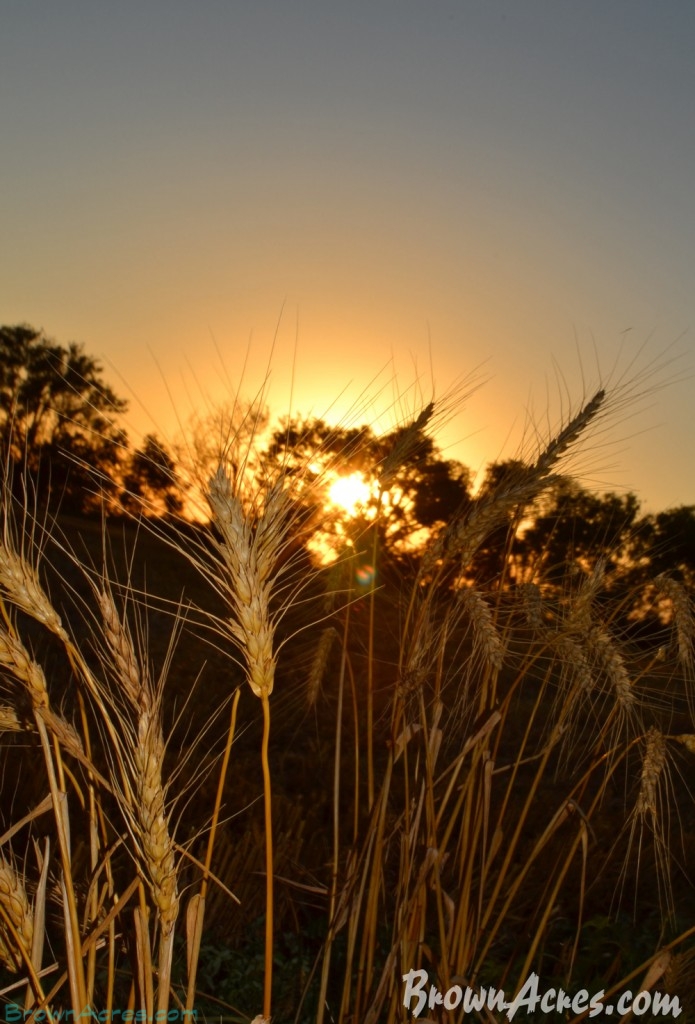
[2,1,694,511]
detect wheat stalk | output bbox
[206,465,302,1020]
[553,634,593,693]
[533,388,606,477]
[98,589,178,1012]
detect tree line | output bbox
[1,323,693,591]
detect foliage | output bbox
[520,478,643,582]
[0,324,128,511]
[644,505,695,581]
[261,414,471,558]
[121,433,184,516]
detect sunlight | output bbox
[327,471,372,516]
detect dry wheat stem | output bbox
[206,465,295,1018]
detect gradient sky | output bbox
[2,2,694,510]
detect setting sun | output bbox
[327,471,373,516]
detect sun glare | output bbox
[327,471,372,516]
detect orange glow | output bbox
[327,471,373,516]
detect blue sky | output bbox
[2,2,694,509]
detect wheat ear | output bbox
[0,622,85,759]
[0,543,68,642]
[307,627,337,706]
[654,574,694,670]
[99,589,178,1012]
[587,626,635,710]
[0,855,34,973]
[457,585,504,671]
[206,466,297,1020]
[378,402,435,488]
[207,468,283,698]
[635,727,667,818]
[423,388,606,574]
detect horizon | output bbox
[2,2,694,511]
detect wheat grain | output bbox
[676,733,695,755]
[635,727,667,817]
[423,467,554,575]
[519,582,545,630]
[134,708,179,935]
[0,624,49,709]
[99,591,179,936]
[568,558,606,633]
[422,389,607,577]
[98,588,143,708]
[379,402,434,489]
[0,704,22,731]
[533,388,606,477]
[307,627,337,706]
[0,622,84,757]
[207,467,281,699]
[587,626,635,709]
[654,574,694,669]
[0,543,67,641]
[553,634,593,692]
[457,586,504,671]
[0,855,34,973]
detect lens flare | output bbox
[355,564,376,587]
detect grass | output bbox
[1,367,695,1023]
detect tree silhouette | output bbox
[641,505,695,582]
[121,434,184,516]
[172,399,269,517]
[0,324,128,511]
[261,414,471,561]
[518,478,643,583]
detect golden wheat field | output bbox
[1,358,695,1024]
